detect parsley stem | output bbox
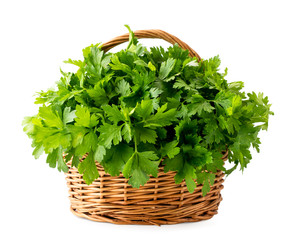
[134,136,138,153]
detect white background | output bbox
[1,0,288,239]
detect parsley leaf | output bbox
[163,154,197,193]
[123,151,160,188]
[102,104,126,124]
[161,140,180,159]
[159,58,176,80]
[46,146,68,172]
[187,94,215,116]
[134,124,158,144]
[116,79,131,96]
[75,105,98,128]
[38,106,63,129]
[144,103,177,127]
[98,123,122,148]
[78,152,99,185]
[101,143,133,176]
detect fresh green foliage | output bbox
[23,26,273,196]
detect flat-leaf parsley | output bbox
[23,26,273,195]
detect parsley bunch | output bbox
[23,26,273,196]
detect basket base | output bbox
[69,195,223,226]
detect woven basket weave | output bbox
[65,29,228,226]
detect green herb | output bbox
[23,26,273,195]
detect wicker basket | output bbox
[65,29,228,226]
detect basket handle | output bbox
[101,29,201,61]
